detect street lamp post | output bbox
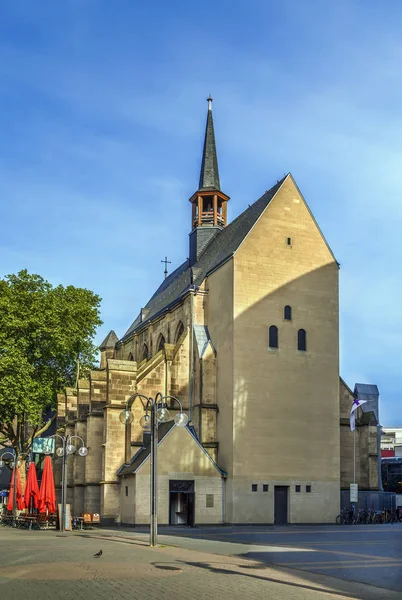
[0,450,20,526]
[120,392,189,547]
[45,434,88,532]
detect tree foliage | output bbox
[0,270,102,453]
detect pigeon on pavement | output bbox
[93,550,103,558]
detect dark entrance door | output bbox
[274,486,288,524]
[186,492,195,527]
[169,480,195,526]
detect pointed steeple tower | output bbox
[199,96,221,191]
[189,97,230,265]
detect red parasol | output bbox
[7,467,25,511]
[38,456,56,514]
[24,462,40,511]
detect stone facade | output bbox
[54,103,379,525]
[120,426,223,525]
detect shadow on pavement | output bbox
[175,559,379,599]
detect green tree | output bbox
[0,270,102,456]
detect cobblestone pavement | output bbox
[0,527,400,600]
[131,523,402,593]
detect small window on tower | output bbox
[287,237,292,246]
[284,306,292,321]
[125,486,129,497]
[269,325,278,349]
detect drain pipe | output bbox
[188,285,197,423]
[221,477,226,525]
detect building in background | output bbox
[381,428,402,458]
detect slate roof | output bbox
[354,383,380,422]
[199,102,220,191]
[354,384,379,397]
[122,176,287,340]
[117,422,227,477]
[117,421,175,476]
[194,325,215,358]
[99,330,119,350]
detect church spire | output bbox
[199,96,221,191]
[188,98,230,265]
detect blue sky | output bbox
[0,0,401,425]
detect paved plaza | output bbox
[1,524,402,599]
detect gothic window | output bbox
[142,344,149,361]
[284,305,292,321]
[157,334,165,352]
[298,329,307,351]
[128,353,134,361]
[175,321,184,344]
[269,325,278,349]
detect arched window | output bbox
[128,352,134,361]
[142,344,149,361]
[284,305,292,321]
[175,321,185,344]
[157,334,165,352]
[269,325,278,349]
[298,329,307,351]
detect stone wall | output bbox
[339,378,379,490]
[122,425,224,525]
[225,175,340,523]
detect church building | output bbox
[56,98,380,525]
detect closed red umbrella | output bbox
[24,462,40,511]
[38,456,56,514]
[7,467,24,511]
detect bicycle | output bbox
[353,508,368,524]
[336,508,354,524]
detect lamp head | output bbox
[140,414,151,431]
[174,412,189,427]
[155,405,171,423]
[119,409,134,425]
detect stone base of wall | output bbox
[229,479,340,524]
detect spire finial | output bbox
[207,95,213,111]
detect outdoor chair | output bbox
[36,513,49,529]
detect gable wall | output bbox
[231,176,340,522]
[130,426,223,525]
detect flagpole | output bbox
[353,426,356,485]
